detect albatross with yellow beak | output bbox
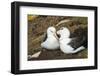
[41,26,60,50]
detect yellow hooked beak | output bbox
[53,32,59,40]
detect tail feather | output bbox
[71,46,85,54]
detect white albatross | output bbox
[41,26,60,50]
[57,27,85,54]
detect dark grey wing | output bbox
[68,36,87,49]
[42,32,47,42]
[69,27,87,49]
[68,37,80,49]
[70,27,87,38]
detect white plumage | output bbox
[57,27,85,54]
[41,26,60,50]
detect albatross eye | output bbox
[50,30,54,33]
[60,27,64,30]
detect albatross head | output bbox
[57,27,70,38]
[47,26,58,40]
